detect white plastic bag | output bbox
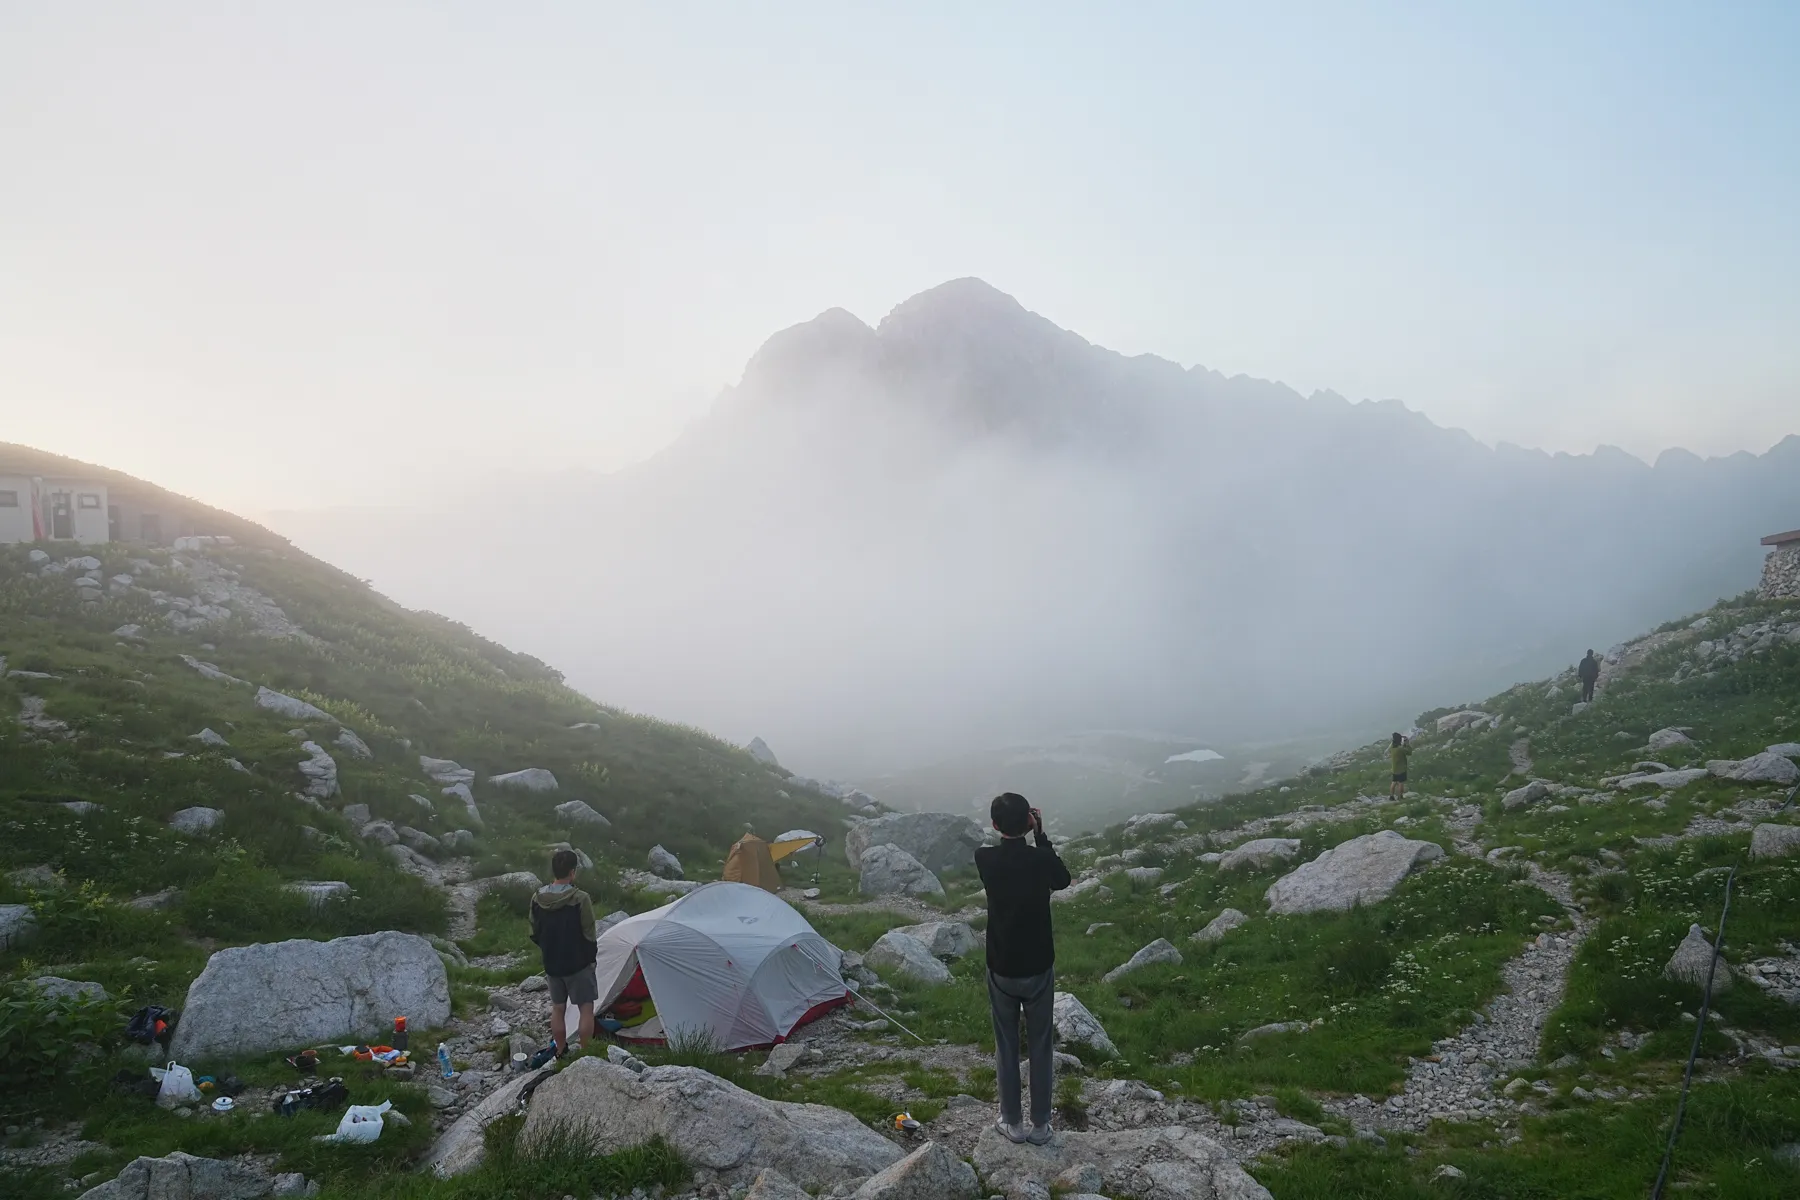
[319,1101,392,1144]
[156,1062,202,1107]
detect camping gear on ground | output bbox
[771,829,826,884]
[526,1045,557,1069]
[721,833,783,892]
[156,1062,203,1107]
[588,881,851,1051]
[437,1043,454,1078]
[511,1052,528,1072]
[286,1050,319,1074]
[112,1068,161,1101]
[127,1005,176,1046]
[211,1096,235,1113]
[894,1112,922,1133]
[792,941,927,1044]
[275,1077,349,1118]
[318,1100,392,1144]
[391,1016,408,1051]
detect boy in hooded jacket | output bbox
[529,849,598,1056]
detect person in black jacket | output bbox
[1577,650,1601,703]
[974,791,1072,1145]
[529,849,598,1057]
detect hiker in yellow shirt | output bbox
[1390,732,1412,799]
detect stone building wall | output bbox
[1761,543,1800,601]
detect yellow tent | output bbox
[721,834,782,892]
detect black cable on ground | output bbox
[1648,779,1798,1199]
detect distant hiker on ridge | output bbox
[529,849,597,1062]
[976,791,1072,1146]
[1390,732,1412,799]
[1578,649,1601,703]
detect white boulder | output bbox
[285,880,351,907]
[77,1151,274,1200]
[857,844,944,897]
[0,904,37,951]
[647,844,684,879]
[518,1058,904,1189]
[1750,824,1800,860]
[297,742,338,798]
[888,921,978,959]
[746,737,780,766]
[190,728,229,747]
[1663,924,1732,992]
[1052,992,1118,1059]
[1265,831,1446,915]
[554,799,611,829]
[419,755,476,786]
[488,767,559,792]
[1219,838,1300,871]
[865,930,952,985]
[169,806,225,836]
[1102,938,1182,983]
[1192,908,1250,943]
[1502,780,1551,810]
[973,1123,1270,1199]
[333,728,373,760]
[1709,752,1800,786]
[1436,710,1492,734]
[254,687,330,722]
[170,931,450,1060]
[1646,728,1694,751]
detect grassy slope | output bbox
[0,467,851,1194]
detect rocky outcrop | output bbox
[1603,767,1710,790]
[972,1123,1271,1200]
[78,1152,273,1200]
[1191,908,1250,944]
[1052,992,1118,1059]
[488,767,559,792]
[284,881,350,906]
[553,799,611,829]
[32,976,108,1001]
[1646,728,1693,751]
[254,687,330,722]
[1103,938,1182,983]
[1750,823,1800,860]
[844,812,985,872]
[746,737,780,766]
[169,806,225,836]
[191,727,229,747]
[1218,838,1300,871]
[170,931,450,1060]
[518,1059,904,1188]
[1264,831,1446,915]
[865,929,952,985]
[1759,541,1800,601]
[1122,812,1183,840]
[857,844,944,897]
[851,1141,978,1199]
[1664,924,1732,991]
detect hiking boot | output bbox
[1026,1122,1054,1146]
[995,1119,1029,1144]
[526,1046,557,1070]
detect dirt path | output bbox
[1509,737,1533,777]
[1329,864,1592,1132]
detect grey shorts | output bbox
[546,969,598,1006]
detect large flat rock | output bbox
[170,931,449,1061]
[520,1059,903,1188]
[1264,831,1445,915]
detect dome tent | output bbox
[591,882,850,1050]
[721,833,782,892]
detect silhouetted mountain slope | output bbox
[267,280,1800,773]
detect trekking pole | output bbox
[794,942,927,1044]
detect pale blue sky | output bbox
[2,2,1796,508]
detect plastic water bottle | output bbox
[437,1043,454,1078]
